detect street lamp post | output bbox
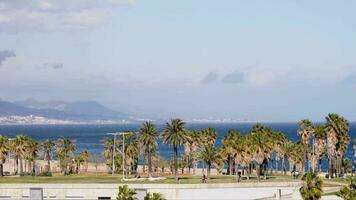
[107,132,133,180]
[120,132,126,180]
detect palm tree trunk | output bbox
[0,164,3,176]
[302,144,306,176]
[32,160,36,174]
[19,158,23,174]
[328,157,332,179]
[257,164,261,181]
[235,164,240,182]
[207,163,211,180]
[24,160,27,173]
[148,152,152,178]
[193,160,197,175]
[229,156,233,175]
[275,159,278,175]
[15,156,18,175]
[47,154,51,172]
[282,157,285,175]
[142,154,146,174]
[174,146,178,181]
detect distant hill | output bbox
[0,99,129,121]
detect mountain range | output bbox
[0,99,129,121]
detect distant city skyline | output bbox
[1,0,356,121]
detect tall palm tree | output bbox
[299,172,323,200]
[298,119,314,175]
[199,144,219,180]
[123,133,140,176]
[222,130,240,175]
[326,113,350,178]
[162,118,189,181]
[314,126,326,173]
[269,131,287,175]
[250,130,273,181]
[139,122,158,178]
[12,134,29,175]
[56,137,76,175]
[25,138,38,174]
[41,139,55,173]
[241,136,254,180]
[189,130,201,175]
[280,140,293,175]
[74,155,84,174]
[0,135,9,176]
[80,150,90,172]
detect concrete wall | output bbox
[0,182,302,200]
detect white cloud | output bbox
[0,0,134,32]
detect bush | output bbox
[117,185,137,200]
[299,172,323,200]
[38,171,52,177]
[144,192,166,200]
[19,172,35,177]
[337,176,356,200]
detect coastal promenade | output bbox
[0,182,302,200]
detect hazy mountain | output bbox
[1,99,129,120]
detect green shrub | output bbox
[144,192,166,200]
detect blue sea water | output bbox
[0,122,355,168]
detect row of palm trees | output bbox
[0,135,91,176]
[0,113,353,180]
[103,113,354,181]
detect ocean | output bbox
[0,122,355,169]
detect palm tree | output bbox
[199,144,218,180]
[139,122,158,178]
[189,130,201,175]
[183,135,192,174]
[326,113,350,178]
[0,135,9,176]
[280,140,293,175]
[201,128,217,145]
[123,133,140,176]
[144,192,166,200]
[299,172,323,200]
[298,119,314,176]
[25,138,38,174]
[250,125,273,181]
[313,126,326,173]
[117,185,137,200]
[12,134,29,175]
[80,150,90,172]
[56,137,76,175]
[252,134,270,181]
[74,155,84,174]
[162,118,189,181]
[41,139,55,173]
[222,130,240,175]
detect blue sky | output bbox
[0,0,356,121]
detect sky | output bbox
[1,0,356,121]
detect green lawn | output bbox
[0,174,297,184]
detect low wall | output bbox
[0,182,302,200]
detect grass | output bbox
[0,174,297,184]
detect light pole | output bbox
[107,132,119,176]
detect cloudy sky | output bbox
[1,0,356,121]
